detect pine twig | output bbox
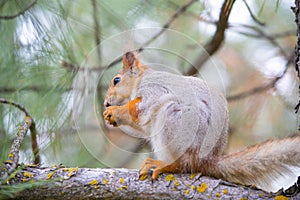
[234,24,289,58]
[0,98,40,164]
[0,98,30,116]
[107,0,198,68]
[0,0,37,20]
[91,0,102,64]
[227,54,294,101]
[0,116,32,182]
[242,0,265,26]
[139,0,197,49]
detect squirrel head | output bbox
[104,51,148,108]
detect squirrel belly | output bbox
[103,52,300,193]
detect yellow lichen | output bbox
[23,171,33,178]
[165,174,175,181]
[174,180,180,187]
[185,189,190,195]
[21,178,28,182]
[240,198,247,200]
[89,179,98,185]
[223,189,228,195]
[25,164,39,167]
[51,164,57,168]
[189,173,197,179]
[139,174,147,181]
[63,168,68,172]
[274,195,289,200]
[6,160,12,163]
[94,185,100,189]
[119,177,125,184]
[117,186,128,191]
[8,153,14,158]
[216,192,221,198]
[190,185,195,190]
[67,168,78,177]
[197,183,207,193]
[47,172,54,179]
[103,178,108,184]
[73,167,78,172]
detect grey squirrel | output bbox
[103,51,300,192]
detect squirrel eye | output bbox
[113,77,121,86]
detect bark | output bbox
[294,0,300,115]
[2,166,297,200]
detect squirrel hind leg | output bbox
[139,158,180,180]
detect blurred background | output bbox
[0,0,298,169]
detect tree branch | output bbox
[293,0,300,115]
[230,25,295,40]
[140,0,197,48]
[227,53,293,101]
[107,0,197,68]
[60,60,103,72]
[0,117,32,182]
[0,0,37,20]
[0,98,31,116]
[0,98,40,164]
[3,166,294,199]
[91,0,102,64]
[242,0,265,26]
[186,0,236,76]
[231,24,290,58]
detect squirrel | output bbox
[103,51,300,193]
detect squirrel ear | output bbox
[122,51,140,71]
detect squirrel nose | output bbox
[104,101,111,108]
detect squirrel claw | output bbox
[139,158,168,180]
[103,107,118,127]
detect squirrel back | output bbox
[103,51,300,193]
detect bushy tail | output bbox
[218,135,300,192]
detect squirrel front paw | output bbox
[103,106,119,127]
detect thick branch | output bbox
[0,0,37,20]
[186,0,236,76]
[3,167,292,200]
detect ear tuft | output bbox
[123,51,136,67]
